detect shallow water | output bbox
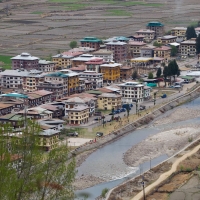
[75,98,200,200]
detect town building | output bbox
[100,62,121,83]
[0,69,44,91]
[37,72,68,100]
[64,96,95,117]
[79,71,103,89]
[128,41,147,57]
[171,27,187,40]
[120,66,134,80]
[144,86,151,100]
[97,93,122,110]
[37,118,64,131]
[71,54,95,68]
[27,90,53,107]
[68,47,95,53]
[38,129,60,151]
[135,29,155,43]
[146,21,164,38]
[70,65,86,73]
[105,40,128,62]
[0,103,14,116]
[180,38,196,57]
[104,36,130,43]
[40,104,63,119]
[66,105,89,125]
[118,82,144,103]
[11,52,39,70]
[85,57,105,73]
[59,69,80,95]
[128,35,145,42]
[157,35,177,45]
[80,37,102,50]
[154,46,171,62]
[140,45,155,57]
[92,49,114,62]
[52,51,83,69]
[38,60,55,72]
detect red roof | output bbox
[40,104,58,111]
[70,65,86,71]
[62,51,83,57]
[85,57,105,64]
[98,88,113,93]
[30,90,53,96]
[154,46,171,51]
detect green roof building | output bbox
[146,21,164,38]
[80,37,102,50]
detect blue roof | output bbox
[116,36,130,41]
[0,93,28,98]
[45,72,68,78]
[147,21,164,27]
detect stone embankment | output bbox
[69,86,200,159]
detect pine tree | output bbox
[156,68,162,78]
[163,66,168,87]
[186,26,197,40]
[196,34,200,54]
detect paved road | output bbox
[131,143,200,200]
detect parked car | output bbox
[139,105,146,110]
[183,80,189,84]
[94,117,100,121]
[161,94,167,98]
[120,108,126,112]
[68,132,78,137]
[96,132,103,137]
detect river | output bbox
[75,97,200,200]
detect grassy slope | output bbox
[0,55,12,69]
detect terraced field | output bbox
[0,0,199,58]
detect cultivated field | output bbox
[0,0,200,58]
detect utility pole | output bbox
[153,92,157,105]
[136,99,138,115]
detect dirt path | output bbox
[131,144,200,200]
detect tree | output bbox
[69,41,77,49]
[186,26,197,40]
[0,120,76,200]
[148,72,153,79]
[196,34,200,54]
[163,66,168,87]
[132,70,138,80]
[171,45,178,57]
[153,41,162,47]
[156,68,162,78]
[125,104,130,117]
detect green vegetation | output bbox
[101,188,109,198]
[105,9,131,16]
[69,41,78,49]
[0,120,76,200]
[65,4,87,11]
[119,1,163,7]
[49,0,80,3]
[31,11,43,14]
[0,55,12,69]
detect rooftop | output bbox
[147,21,164,27]
[100,63,121,67]
[136,29,155,33]
[129,41,147,46]
[105,40,127,45]
[67,104,89,111]
[181,39,196,44]
[172,27,187,30]
[98,93,121,98]
[11,52,39,60]
[80,37,102,43]
[92,49,113,55]
[158,35,177,39]
[39,60,55,65]
[154,46,171,51]
[39,129,60,136]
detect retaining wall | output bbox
[69,86,200,158]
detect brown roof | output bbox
[154,46,171,51]
[60,93,97,100]
[30,90,53,96]
[120,66,132,70]
[70,65,86,71]
[98,88,113,93]
[40,104,58,111]
[0,103,14,109]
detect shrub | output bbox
[101,188,109,198]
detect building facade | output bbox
[105,40,128,62]
[135,29,155,43]
[128,41,147,57]
[38,60,55,72]
[85,57,105,73]
[80,37,102,50]
[92,49,114,62]
[154,46,171,61]
[97,93,122,110]
[118,82,144,103]
[66,105,89,125]
[180,38,196,56]
[79,71,103,89]
[11,52,39,70]
[146,21,164,38]
[100,63,121,83]
[157,35,177,45]
[171,27,187,40]
[120,66,134,80]
[71,54,95,68]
